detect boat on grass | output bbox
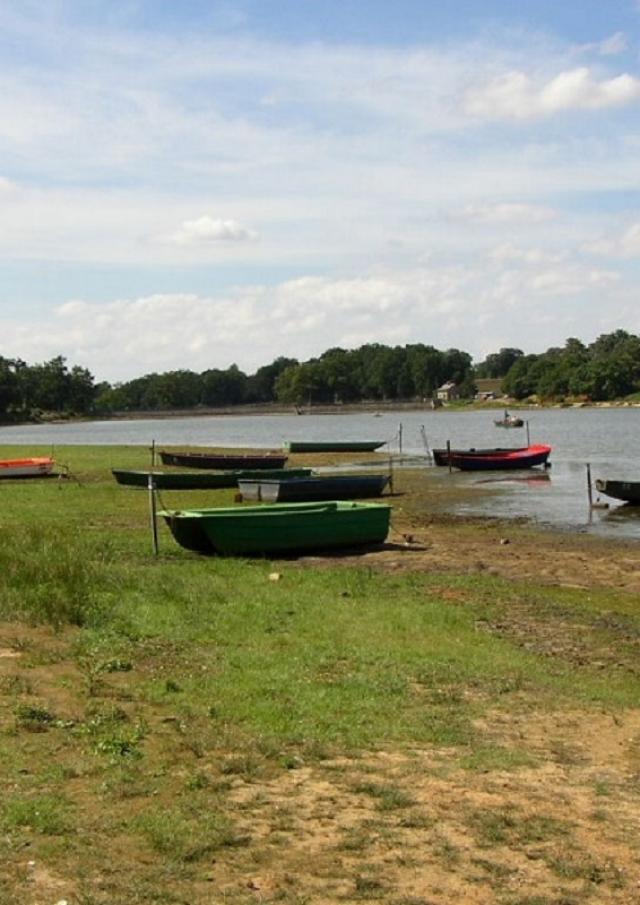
[113,467,312,490]
[0,457,55,479]
[158,500,391,556]
[159,450,288,470]
[595,479,640,505]
[432,444,551,471]
[283,440,386,453]
[238,473,391,502]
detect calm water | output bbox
[2,407,639,540]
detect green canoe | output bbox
[283,440,386,453]
[113,467,312,489]
[158,500,391,556]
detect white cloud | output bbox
[165,216,258,246]
[585,222,640,257]
[0,176,18,195]
[489,244,567,265]
[0,255,627,381]
[465,67,640,120]
[0,8,639,372]
[456,202,557,224]
[598,32,628,56]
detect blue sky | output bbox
[1,0,640,380]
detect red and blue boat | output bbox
[433,444,551,471]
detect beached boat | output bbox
[112,467,312,490]
[238,473,391,502]
[433,444,551,471]
[595,479,640,505]
[283,441,386,453]
[159,450,288,470]
[158,500,391,556]
[432,446,527,466]
[0,457,55,479]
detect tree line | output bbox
[2,331,640,420]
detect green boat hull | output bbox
[113,468,312,489]
[158,500,391,556]
[283,441,386,453]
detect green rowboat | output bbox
[158,500,391,556]
[113,467,312,490]
[283,440,386,453]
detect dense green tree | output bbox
[0,357,18,416]
[245,357,298,402]
[476,347,524,378]
[201,365,247,406]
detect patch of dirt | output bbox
[2,624,640,904]
[291,468,640,594]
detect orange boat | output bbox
[0,457,55,479]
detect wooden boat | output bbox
[494,415,524,428]
[238,474,391,502]
[283,440,386,453]
[0,457,55,479]
[158,500,391,556]
[595,479,640,505]
[112,467,312,490]
[433,444,551,471]
[159,450,288,470]
[432,446,527,466]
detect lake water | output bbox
[2,407,639,540]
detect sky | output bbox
[2,1,640,382]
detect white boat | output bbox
[0,457,55,478]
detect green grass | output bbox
[1,443,639,903]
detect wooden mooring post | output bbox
[586,463,609,510]
[148,473,159,556]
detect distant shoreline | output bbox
[2,396,639,429]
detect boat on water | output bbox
[159,450,288,470]
[0,457,55,479]
[432,446,528,466]
[112,467,312,490]
[158,500,391,556]
[238,473,391,502]
[283,440,386,453]
[494,413,524,428]
[595,479,640,505]
[432,444,551,471]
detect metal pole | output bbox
[148,474,159,556]
[586,463,593,508]
[447,439,452,474]
[526,421,530,446]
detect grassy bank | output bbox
[1,445,639,903]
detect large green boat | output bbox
[158,500,391,556]
[283,440,386,453]
[113,467,312,490]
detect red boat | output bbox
[436,444,551,471]
[0,456,55,478]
